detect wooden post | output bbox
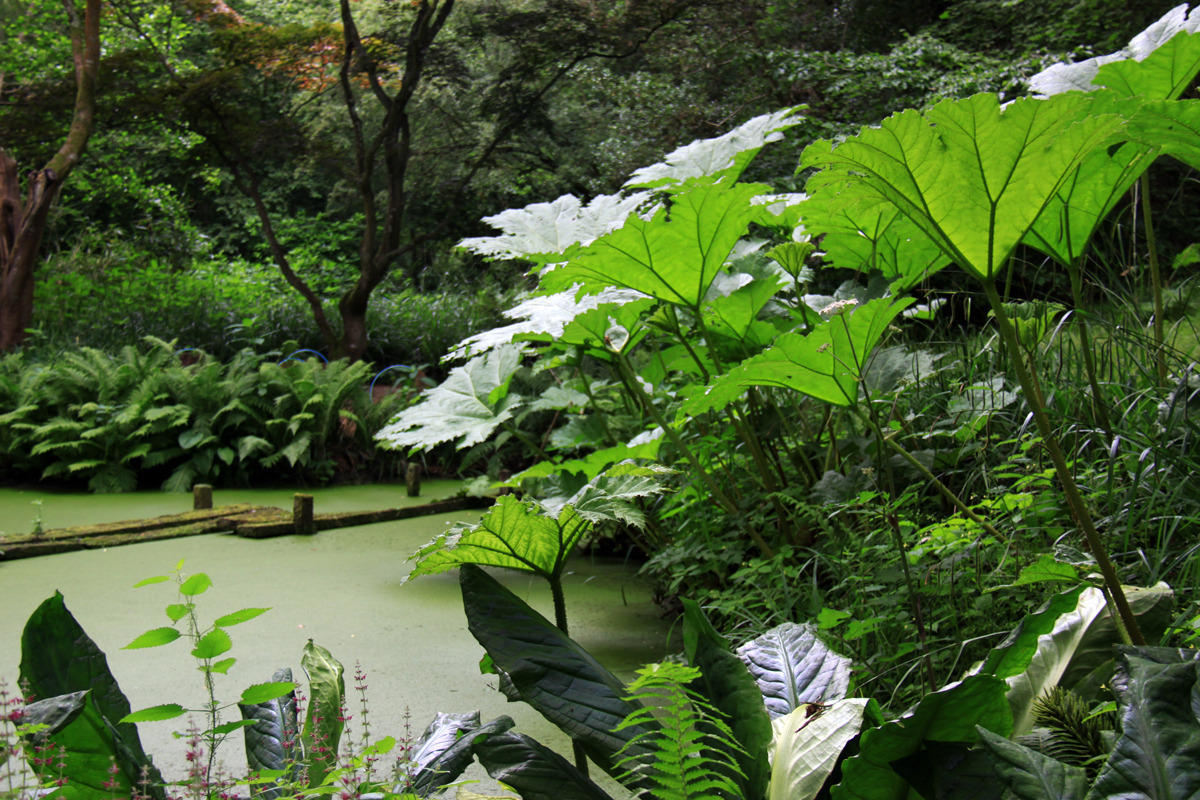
[193,484,213,510]
[293,494,315,535]
[405,462,421,497]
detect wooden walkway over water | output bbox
[0,484,489,561]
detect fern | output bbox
[614,662,747,800]
[1031,686,1113,776]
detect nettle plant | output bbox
[379,5,1200,647]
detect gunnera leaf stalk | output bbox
[981,277,1144,645]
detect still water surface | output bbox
[0,482,669,794]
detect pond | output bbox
[0,482,671,795]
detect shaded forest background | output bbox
[1,0,1186,365]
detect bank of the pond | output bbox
[0,483,670,796]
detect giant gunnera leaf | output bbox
[624,107,805,190]
[1029,5,1200,98]
[375,345,523,451]
[406,494,590,582]
[458,192,653,265]
[446,287,650,361]
[801,92,1128,280]
[684,296,913,413]
[541,181,772,312]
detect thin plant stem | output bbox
[982,277,1144,645]
[1065,257,1114,437]
[1139,173,1167,385]
[855,407,1004,542]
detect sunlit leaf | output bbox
[458,192,653,263]
[1030,6,1200,97]
[407,494,590,581]
[123,627,181,649]
[542,181,772,310]
[179,573,213,596]
[769,699,871,800]
[191,628,232,660]
[625,107,805,189]
[120,703,186,723]
[685,297,912,413]
[213,607,270,627]
[240,682,297,705]
[801,92,1127,280]
[446,287,649,361]
[376,345,524,451]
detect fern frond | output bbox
[1032,686,1112,774]
[614,662,746,800]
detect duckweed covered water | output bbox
[0,483,669,793]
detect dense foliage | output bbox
[3,2,1200,799]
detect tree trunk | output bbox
[0,0,101,352]
[0,157,66,350]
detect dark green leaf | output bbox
[23,690,155,800]
[19,593,166,798]
[1088,648,1200,800]
[976,727,1088,800]
[459,564,653,782]
[682,599,773,798]
[410,713,514,796]
[239,668,300,792]
[831,675,1012,800]
[471,729,615,800]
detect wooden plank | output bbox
[232,496,491,538]
[0,496,494,558]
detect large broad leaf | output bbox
[797,188,950,290]
[446,288,650,361]
[702,267,790,352]
[542,181,772,311]
[768,698,871,800]
[624,107,805,190]
[801,92,1128,280]
[830,675,1012,800]
[21,690,153,800]
[470,728,615,800]
[458,192,653,264]
[685,297,913,413]
[408,495,590,581]
[1024,139,1157,267]
[19,592,166,799]
[300,640,344,788]
[1126,98,1200,172]
[978,586,1088,681]
[239,668,300,798]
[1087,647,1200,800]
[1029,7,1200,97]
[736,622,852,718]
[511,429,665,485]
[408,713,514,797]
[376,345,523,451]
[554,462,671,528]
[682,599,773,799]
[1001,583,1173,736]
[976,727,1089,800]
[459,564,653,780]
